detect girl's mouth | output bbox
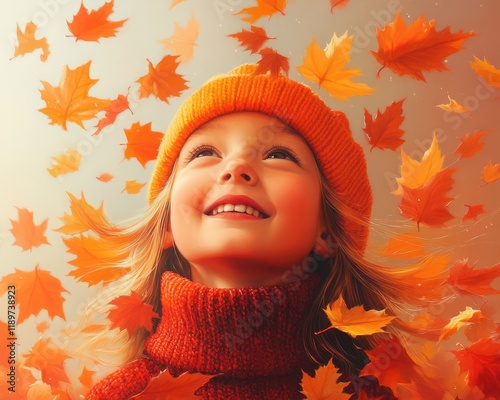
[207,203,267,219]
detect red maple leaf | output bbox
[452,338,500,398]
[228,25,274,54]
[446,259,500,296]
[93,92,131,135]
[399,168,456,230]
[454,129,492,159]
[462,204,486,223]
[67,0,127,42]
[372,13,475,81]
[254,47,289,77]
[122,122,163,167]
[363,99,406,151]
[107,291,159,337]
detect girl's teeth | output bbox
[223,204,235,212]
[211,204,263,218]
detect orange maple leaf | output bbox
[316,295,395,337]
[436,95,470,114]
[96,172,114,182]
[93,92,131,135]
[454,129,491,159]
[123,180,147,194]
[134,369,214,399]
[9,207,49,251]
[452,338,500,399]
[481,160,500,184]
[11,21,50,61]
[378,233,426,259]
[107,291,159,337]
[54,192,111,235]
[363,99,406,151]
[64,234,130,286]
[462,204,486,223]
[399,168,456,230]
[300,359,350,400]
[79,367,96,388]
[47,148,82,177]
[67,0,127,42]
[122,122,163,167]
[170,0,185,9]
[235,0,286,23]
[254,47,289,78]
[228,25,274,54]
[297,32,375,100]
[439,307,485,341]
[23,338,70,387]
[445,259,500,296]
[330,0,350,13]
[136,55,188,103]
[160,15,199,64]
[372,13,475,81]
[0,265,68,323]
[470,56,500,88]
[39,61,111,130]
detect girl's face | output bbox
[170,112,323,287]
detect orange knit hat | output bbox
[149,64,372,253]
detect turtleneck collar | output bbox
[145,270,320,380]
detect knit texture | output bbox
[148,64,373,253]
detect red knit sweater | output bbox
[86,272,394,400]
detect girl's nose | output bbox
[217,158,258,186]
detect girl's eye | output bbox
[187,145,218,161]
[265,146,300,163]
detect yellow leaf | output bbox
[297,32,375,101]
[123,180,147,194]
[481,160,500,184]
[300,359,350,400]
[393,133,444,195]
[439,307,485,341]
[436,95,469,113]
[160,15,199,64]
[317,295,395,338]
[470,56,500,88]
[47,148,81,177]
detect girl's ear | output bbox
[162,231,173,249]
[313,231,337,258]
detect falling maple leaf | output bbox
[79,367,96,388]
[454,129,491,159]
[393,133,444,195]
[134,369,214,399]
[47,148,82,177]
[67,0,127,42]
[254,47,289,77]
[93,92,131,135]
[439,307,485,341]
[0,265,67,323]
[11,22,50,62]
[122,122,163,167]
[235,0,287,23]
[363,99,406,151]
[452,338,500,398]
[300,359,350,400]
[96,172,114,182]
[23,338,70,387]
[9,207,49,251]
[107,291,159,337]
[399,168,456,230]
[470,56,500,88]
[378,233,426,259]
[481,160,500,184]
[228,25,274,54]
[330,0,350,13]
[462,204,486,223]
[402,255,451,299]
[372,13,475,81]
[39,61,111,130]
[54,192,110,235]
[297,32,375,100]
[160,15,199,64]
[170,0,185,9]
[136,55,188,103]
[64,234,130,286]
[123,180,147,194]
[445,259,500,296]
[316,295,395,337]
[436,95,470,114]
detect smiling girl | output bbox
[82,64,427,399]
